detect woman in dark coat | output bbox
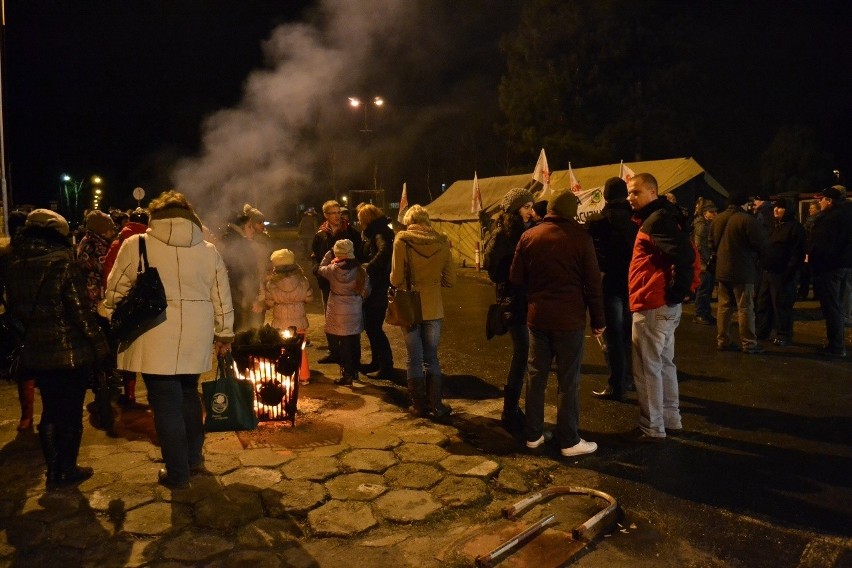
[482,188,536,432]
[357,204,395,379]
[5,210,109,490]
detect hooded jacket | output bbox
[317,256,370,336]
[103,212,234,375]
[265,265,313,330]
[6,227,109,371]
[390,225,455,320]
[311,220,363,291]
[628,197,698,311]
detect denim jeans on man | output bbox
[813,267,851,353]
[402,319,442,379]
[143,373,204,485]
[694,269,715,320]
[602,286,632,395]
[525,327,584,449]
[716,281,757,349]
[632,304,682,437]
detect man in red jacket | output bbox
[510,190,605,458]
[625,173,699,442]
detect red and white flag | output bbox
[532,148,551,194]
[397,182,409,224]
[620,160,635,184]
[471,172,483,214]
[569,162,582,193]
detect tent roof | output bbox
[427,157,727,222]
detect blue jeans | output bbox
[632,305,682,437]
[694,270,715,319]
[602,289,631,394]
[143,373,204,485]
[525,327,584,449]
[504,322,529,405]
[402,319,442,379]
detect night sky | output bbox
[3,0,851,224]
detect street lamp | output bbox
[348,96,384,132]
[91,175,103,210]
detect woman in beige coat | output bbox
[103,191,234,489]
[390,205,456,419]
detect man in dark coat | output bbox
[585,177,638,402]
[755,199,806,346]
[711,190,768,353]
[510,191,605,458]
[808,186,852,357]
[311,200,362,364]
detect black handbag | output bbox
[110,236,167,343]
[203,353,259,432]
[485,302,510,340]
[385,244,423,327]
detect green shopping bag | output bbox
[203,352,259,432]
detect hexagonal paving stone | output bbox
[238,448,295,468]
[161,529,234,562]
[393,443,450,463]
[383,463,443,489]
[261,479,328,516]
[237,517,303,548]
[397,426,449,445]
[340,449,397,473]
[326,473,387,501]
[432,476,489,508]
[202,452,242,476]
[282,456,341,481]
[87,482,156,512]
[439,455,500,479]
[220,466,282,489]
[373,489,441,523]
[123,501,193,535]
[494,466,530,494]
[347,430,401,450]
[307,500,377,536]
[195,487,265,530]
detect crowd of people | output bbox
[1,176,849,491]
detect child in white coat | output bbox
[265,249,313,383]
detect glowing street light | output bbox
[92,175,102,184]
[348,96,384,132]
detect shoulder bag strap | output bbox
[404,243,414,291]
[138,235,150,273]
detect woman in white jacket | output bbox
[103,191,234,489]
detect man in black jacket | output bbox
[586,177,638,402]
[809,186,852,357]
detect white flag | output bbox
[532,148,551,194]
[620,160,635,184]
[471,172,483,214]
[569,162,582,193]
[397,182,409,224]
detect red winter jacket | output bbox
[628,198,699,312]
[102,222,149,289]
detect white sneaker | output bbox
[561,439,597,457]
[525,431,553,449]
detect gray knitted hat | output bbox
[501,188,535,214]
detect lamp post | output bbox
[348,96,384,189]
[91,175,103,210]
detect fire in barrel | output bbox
[230,325,304,425]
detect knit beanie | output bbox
[333,239,355,260]
[270,248,296,267]
[603,177,628,201]
[501,188,535,214]
[243,203,265,224]
[86,210,116,235]
[547,191,580,219]
[26,209,70,237]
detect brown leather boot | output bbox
[17,379,35,431]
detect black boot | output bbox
[501,386,525,433]
[56,427,93,488]
[427,374,452,421]
[406,378,428,417]
[38,423,63,490]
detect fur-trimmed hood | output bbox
[395,224,448,261]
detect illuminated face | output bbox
[773,205,785,220]
[627,179,656,211]
[819,196,833,212]
[325,207,341,226]
[518,202,534,223]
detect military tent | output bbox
[424,157,727,265]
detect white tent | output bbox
[425,157,727,265]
